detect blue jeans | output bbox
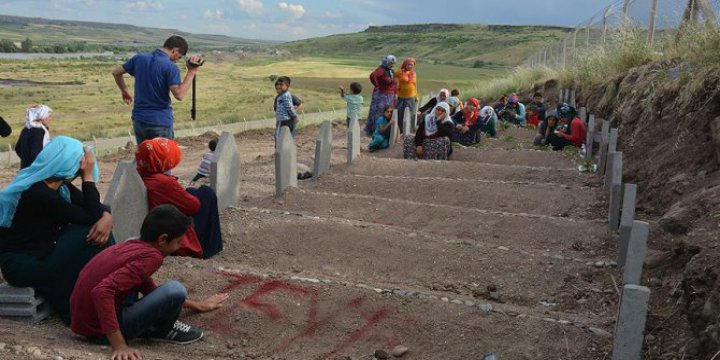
[133,122,175,144]
[117,280,187,341]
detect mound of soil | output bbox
[519,61,720,358]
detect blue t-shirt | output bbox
[123,49,181,127]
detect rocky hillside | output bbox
[280,24,570,68]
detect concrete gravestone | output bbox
[347,115,360,165]
[389,109,399,149]
[608,152,623,231]
[313,120,332,178]
[104,160,148,243]
[403,108,412,137]
[210,131,242,211]
[275,126,297,196]
[585,115,596,160]
[0,283,50,323]
[612,284,650,360]
[596,120,611,175]
[604,128,619,191]
[617,184,638,267]
[623,221,649,286]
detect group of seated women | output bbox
[0,131,224,325]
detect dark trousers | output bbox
[0,224,114,324]
[187,186,223,259]
[548,133,574,151]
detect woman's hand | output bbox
[87,212,113,246]
[415,146,424,158]
[461,126,469,134]
[79,148,95,182]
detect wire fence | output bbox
[525,0,720,68]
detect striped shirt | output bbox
[275,91,297,122]
[196,152,214,176]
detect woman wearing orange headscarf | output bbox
[395,58,418,135]
[136,138,223,259]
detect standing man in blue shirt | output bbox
[112,35,201,144]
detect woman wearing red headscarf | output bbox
[135,138,223,259]
[450,98,482,146]
[395,58,418,135]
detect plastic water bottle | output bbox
[482,353,498,360]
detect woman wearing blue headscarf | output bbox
[365,55,397,136]
[0,136,113,324]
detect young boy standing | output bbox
[339,82,364,127]
[70,205,228,360]
[191,138,218,184]
[274,76,299,142]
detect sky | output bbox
[0,0,623,41]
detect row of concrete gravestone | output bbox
[0,132,244,323]
[574,95,651,360]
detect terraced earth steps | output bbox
[173,267,612,360]
[297,172,597,219]
[342,156,594,186]
[247,190,613,260]
[215,210,620,316]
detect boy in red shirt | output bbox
[70,205,228,360]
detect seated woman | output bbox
[136,138,223,259]
[369,105,395,152]
[404,102,454,160]
[478,106,498,138]
[451,98,482,146]
[417,88,449,119]
[0,136,113,324]
[534,110,559,146]
[548,104,586,151]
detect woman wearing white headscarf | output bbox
[403,102,454,160]
[365,55,397,136]
[15,105,53,169]
[417,88,449,119]
[478,105,498,137]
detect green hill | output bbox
[0,14,274,52]
[281,24,571,68]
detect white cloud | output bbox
[235,0,263,14]
[126,1,164,11]
[203,9,225,19]
[278,2,305,19]
[209,24,230,33]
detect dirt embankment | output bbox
[521,62,720,358]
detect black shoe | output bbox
[150,320,203,345]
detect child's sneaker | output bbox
[150,320,203,344]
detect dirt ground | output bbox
[0,123,620,360]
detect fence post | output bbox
[586,17,593,47]
[623,0,631,17]
[602,6,611,46]
[648,0,659,46]
[562,36,568,69]
[572,27,579,64]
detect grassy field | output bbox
[281,24,570,68]
[0,56,506,148]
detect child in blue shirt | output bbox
[369,105,395,152]
[339,82,364,127]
